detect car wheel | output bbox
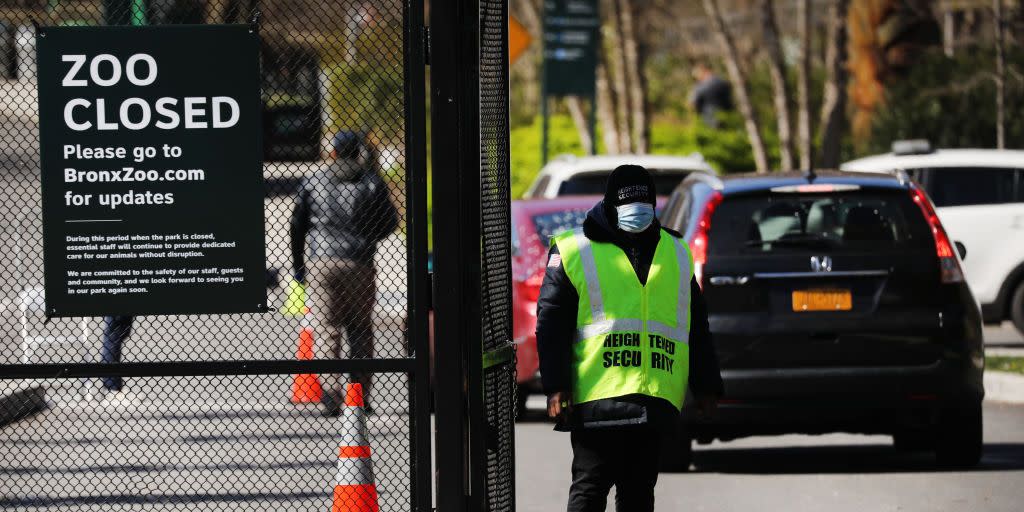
[658,428,693,472]
[1010,281,1024,336]
[934,402,983,468]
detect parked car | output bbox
[524,154,714,199]
[511,196,666,414]
[659,170,985,469]
[842,142,1024,336]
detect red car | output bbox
[511,196,665,414]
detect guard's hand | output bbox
[695,394,718,420]
[547,391,572,419]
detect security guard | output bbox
[536,165,723,512]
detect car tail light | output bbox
[517,269,544,304]
[690,191,723,287]
[910,186,964,283]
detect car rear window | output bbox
[916,167,1023,207]
[557,170,691,196]
[708,190,932,254]
[531,210,589,247]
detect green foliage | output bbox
[510,115,587,198]
[867,47,1024,153]
[987,355,1024,375]
[321,61,404,144]
[509,112,772,199]
[319,21,405,145]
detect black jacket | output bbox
[291,159,399,278]
[535,201,723,431]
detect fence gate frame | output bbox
[431,0,517,511]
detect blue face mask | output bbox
[615,203,655,233]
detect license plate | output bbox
[792,289,852,311]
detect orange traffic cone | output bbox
[292,311,323,403]
[330,383,379,512]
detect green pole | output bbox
[588,92,597,155]
[131,0,147,26]
[541,53,549,165]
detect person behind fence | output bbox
[290,130,398,417]
[536,165,724,512]
[99,315,134,400]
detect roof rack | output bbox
[892,139,933,156]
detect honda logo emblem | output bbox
[810,255,832,273]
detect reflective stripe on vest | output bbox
[571,230,690,345]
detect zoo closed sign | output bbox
[36,24,267,317]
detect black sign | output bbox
[37,25,266,317]
[543,0,600,96]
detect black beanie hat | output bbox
[604,165,656,207]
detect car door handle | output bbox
[709,275,750,285]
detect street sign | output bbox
[542,0,600,96]
[36,25,267,316]
[509,15,532,64]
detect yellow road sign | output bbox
[509,15,532,64]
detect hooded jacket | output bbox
[535,200,723,431]
[291,159,399,277]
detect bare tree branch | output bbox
[597,60,622,154]
[609,0,634,152]
[701,0,771,173]
[818,0,849,169]
[796,0,813,169]
[760,0,796,171]
[619,0,649,154]
[995,0,1006,149]
[566,97,595,154]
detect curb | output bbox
[0,383,47,427]
[984,370,1024,404]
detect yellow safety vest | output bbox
[552,228,693,410]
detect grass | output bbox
[987,356,1024,375]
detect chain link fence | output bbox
[0,0,435,510]
[478,0,515,510]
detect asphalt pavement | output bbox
[515,401,1024,512]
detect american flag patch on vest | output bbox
[547,253,561,268]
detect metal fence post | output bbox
[431,0,515,510]
[430,0,480,509]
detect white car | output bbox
[842,142,1024,335]
[524,154,715,199]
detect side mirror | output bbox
[954,241,967,261]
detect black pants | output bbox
[100,315,134,391]
[567,425,662,512]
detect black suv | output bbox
[659,171,985,468]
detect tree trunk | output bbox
[596,60,621,154]
[995,0,1006,149]
[566,97,595,154]
[619,0,649,154]
[608,0,634,153]
[701,0,770,173]
[943,7,955,57]
[818,0,850,169]
[513,0,542,121]
[515,0,541,32]
[760,0,795,171]
[796,0,813,169]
